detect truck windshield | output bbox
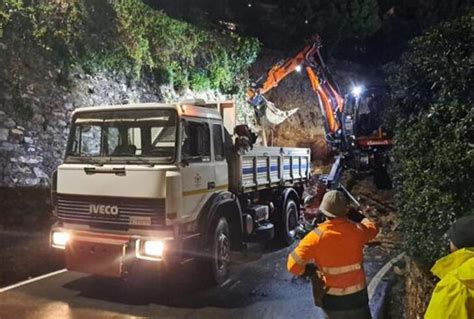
[65,109,177,164]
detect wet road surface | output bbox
[0,243,389,319]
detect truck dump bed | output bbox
[230,146,310,193]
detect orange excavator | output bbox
[247,35,393,190]
[247,35,344,138]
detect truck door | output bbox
[180,119,216,222]
[211,122,228,192]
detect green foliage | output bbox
[283,0,381,52]
[394,0,472,30]
[386,12,474,264]
[190,70,212,91]
[0,0,260,93]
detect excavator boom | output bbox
[247,35,344,137]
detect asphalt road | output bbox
[0,243,389,319]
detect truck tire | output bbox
[208,217,231,284]
[277,198,298,246]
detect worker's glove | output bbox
[301,263,317,278]
[347,207,366,223]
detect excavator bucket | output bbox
[263,100,299,125]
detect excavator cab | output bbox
[342,87,392,145]
[342,86,393,188]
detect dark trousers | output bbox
[322,289,372,319]
[324,306,372,319]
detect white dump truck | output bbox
[50,100,310,283]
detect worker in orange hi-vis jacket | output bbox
[287,190,378,319]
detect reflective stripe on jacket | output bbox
[287,217,378,295]
[425,247,474,319]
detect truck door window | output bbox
[182,121,210,162]
[213,124,224,161]
[128,127,142,155]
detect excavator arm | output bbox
[305,66,343,136]
[247,35,344,137]
[247,45,310,98]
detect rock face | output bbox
[249,49,384,165]
[0,43,227,188]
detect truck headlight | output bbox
[136,239,165,260]
[52,231,70,249]
[144,241,164,257]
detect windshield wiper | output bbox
[129,156,155,167]
[75,154,104,166]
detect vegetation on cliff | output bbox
[387,11,473,263]
[0,0,260,93]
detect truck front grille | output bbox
[56,194,165,228]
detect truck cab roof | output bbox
[72,101,222,121]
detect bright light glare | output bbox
[52,232,69,248]
[144,240,164,257]
[352,86,363,97]
[295,64,303,72]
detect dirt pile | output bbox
[349,175,401,253]
[273,130,332,165]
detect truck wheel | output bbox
[209,217,231,284]
[277,198,298,246]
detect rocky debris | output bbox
[351,177,402,251]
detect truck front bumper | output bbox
[50,227,179,278]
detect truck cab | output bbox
[50,100,310,284]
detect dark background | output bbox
[146,0,470,64]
